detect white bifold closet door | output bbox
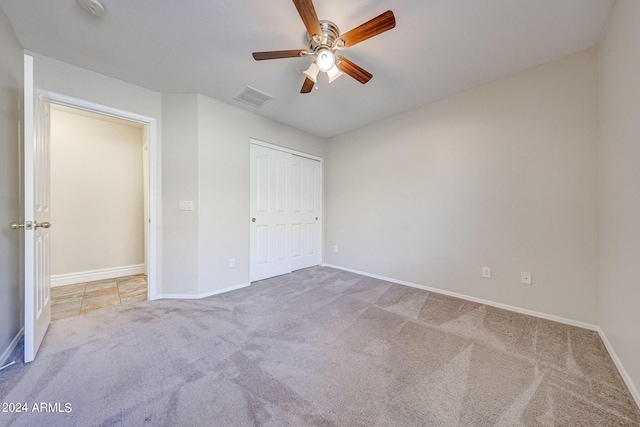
[291,155,321,271]
[250,143,321,282]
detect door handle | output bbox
[34,221,51,229]
[251,218,256,222]
[9,221,37,230]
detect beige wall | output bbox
[50,107,145,275]
[598,0,640,397]
[0,6,23,362]
[325,48,599,324]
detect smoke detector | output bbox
[77,0,106,17]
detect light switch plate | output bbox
[179,200,194,211]
[482,267,491,278]
[521,272,532,285]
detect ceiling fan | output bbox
[252,0,396,93]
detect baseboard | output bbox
[51,264,146,287]
[157,282,250,300]
[322,264,598,331]
[0,328,24,368]
[596,327,640,409]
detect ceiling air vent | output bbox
[234,86,274,108]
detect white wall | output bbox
[161,93,199,295]
[29,53,162,122]
[598,0,640,399]
[11,5,638,405]
[26,53,326,298]
[29,52,163,293]
[325,48,599,324]
[0,6,24,364]
[196,94,325,296]
[159,93,325,296]
[50,106,144,276]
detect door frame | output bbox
[44,92,160,299]
[250,139,323,163]
[249,138,324,278]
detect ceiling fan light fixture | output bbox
[316,48,335,73]
[303,62,319,83]
[252,2,396,94]
[327,64,343,83]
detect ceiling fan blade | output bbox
[336,56,373,84]
[253,50,307,60]
[339,10,396,48]
[293,0,322,40]
[300,77,315,93]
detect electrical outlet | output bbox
[229,258,235,268]
[333,245,339,253]
[482,267,491,279]
[521,272,532,285]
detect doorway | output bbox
[41,93,158,304]
[48,104,149,319]
[21,56,158,361]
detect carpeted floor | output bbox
[1,266,639,426]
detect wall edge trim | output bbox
[249,138,323,161]
[322,264,598,330]
[156,282,250,300]
[0,328,24,368]
[51,264,145,287]
[597,327,640,409]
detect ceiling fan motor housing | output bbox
[307,20,341,51]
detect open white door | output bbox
[23,55,52,363]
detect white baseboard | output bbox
[51,264,146,287]
[0,327,24,368]
[157,282,250,300]
[323,264,598,330]
[596,327,640,409]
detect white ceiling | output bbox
[0,0,615,138]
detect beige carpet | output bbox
[1,266,638,426]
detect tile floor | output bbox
[51,275,147,321]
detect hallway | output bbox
[50,275,147,320]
